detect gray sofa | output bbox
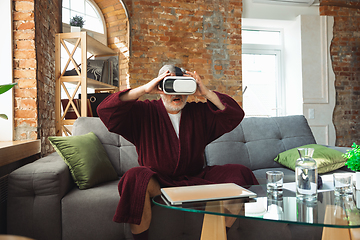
[7,115,351,240]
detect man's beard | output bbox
[161,95,188,113]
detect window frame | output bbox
[242,27,286,117]
[62,0,107,37]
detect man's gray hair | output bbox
[158,64,185,76]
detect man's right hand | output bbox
[119,71,170,101]
[143,71,170,94]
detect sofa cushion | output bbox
[274,144,346,174]
[205,115,316,171]
[61,181,128,240]
[49,132,118,189]
[72,117,140,176]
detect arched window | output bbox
[62,0,107,44]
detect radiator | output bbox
[0,174,8,234]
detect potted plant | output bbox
[0,83,17,120]
[70,15,85,32]
[343,142,360,189]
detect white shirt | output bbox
[168,111,181,138]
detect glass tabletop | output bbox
[153,185,360,229]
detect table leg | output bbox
[200,201,227,240]
[0,236,34,240]
[322,205,351,240]
[350,228,360,240]
[322,227,351,240]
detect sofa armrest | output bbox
[7,152,73,240]
[322,145,354,172]
[323,145,351,154]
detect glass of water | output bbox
[333,173,353,196]
[296,148,317,202]
[266,171,284,197]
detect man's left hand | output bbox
[184,71,210,97]
[184,70,225,110]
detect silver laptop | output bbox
[161,183,257,205]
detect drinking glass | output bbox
[333,173,353,196]
[266,171,284,197]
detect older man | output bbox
[97,65,258,240]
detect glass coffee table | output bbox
[153,185,360,240]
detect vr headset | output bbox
[159,76,197,95]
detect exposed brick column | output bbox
[35,0,61,155]
[13,0,61,156]
[320,0,360,147]
[13,0,38,141]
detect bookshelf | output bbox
[55,32,118,136]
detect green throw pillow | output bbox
[274,144,347,174]
[49,132,118,190]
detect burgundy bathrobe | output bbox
[97,89,259,224]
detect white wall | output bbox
[284,17,303,116]
[0,0,14,141]
[242,0,319,20]
[301,15,336,145]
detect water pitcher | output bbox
[295,148,318,201]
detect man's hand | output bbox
[184,71,210,97]
[185,70,225,110]
[143,71,170,94]
[119,71,170,101]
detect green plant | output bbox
[0,83,17,120]
[70,15,85,28]
[343,142,360,171]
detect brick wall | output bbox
[13,0,38,141]
[320,0,360,147]
[13,0,61,156]
[35,0,61,155]
[121,0,243,103]
[94,0,243,103]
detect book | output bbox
[161,183,257,205]
[61,98,93,119]
[61,99,79,119]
